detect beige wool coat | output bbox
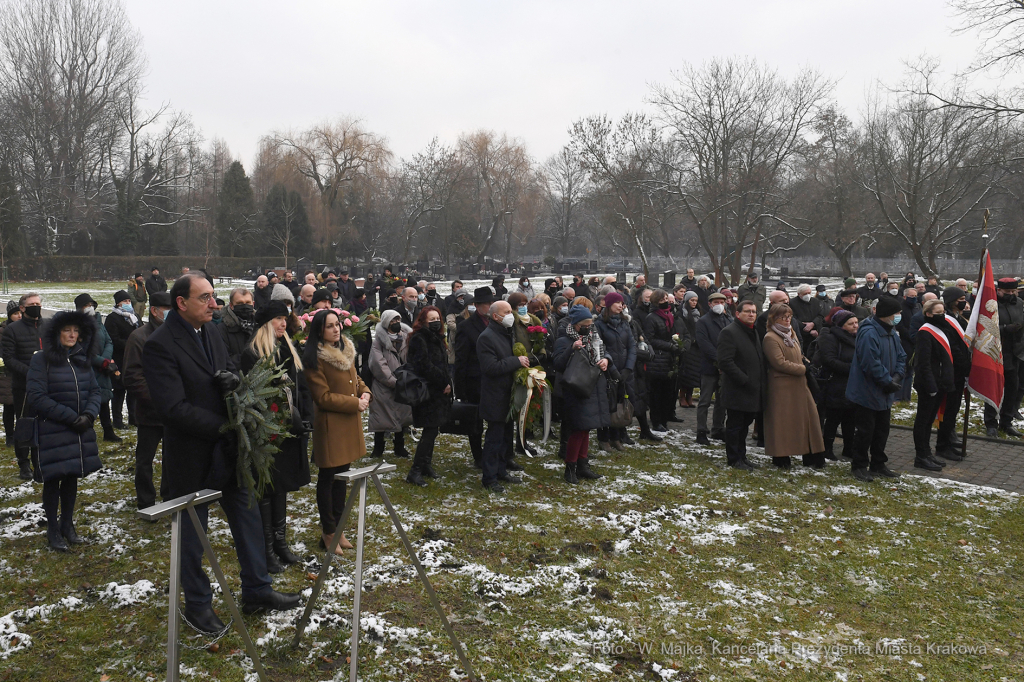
[763,328,825,459]
[304,339,372,469]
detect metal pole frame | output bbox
[292,462,478,682]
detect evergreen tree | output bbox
[0,164,25,268]
[262,184,312,264]
[216,161,256,257]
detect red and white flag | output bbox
[965,250,1004,410]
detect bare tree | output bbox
[540,146,588,258]
[394,138,463,263]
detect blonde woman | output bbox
[240,300,312,573]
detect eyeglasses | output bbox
[193,293,214,303]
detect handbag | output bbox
[393,364,430,406]
[635,339,653,363]
[13,383,37,446]
[441,400,479,435]
[562,348,601,399]
[609,398,635,428]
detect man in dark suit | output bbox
[476,300,530,493]
[716,300,764,470]
[453,287,493,466]
[143,273,300,634]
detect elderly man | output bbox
[561,287,576,302]
[310,288,333,311]
[790,283,823,352]
[717,299,764,470]
[837,288,870,321]
[144,273,300,632]
[735,270,767,312]
[454,288,495,467]
[857,273,880,303]
[398,287,422,326]
[694,292,732,444]
[955,278,969,293]
[629,274,648,303]
[304,271,318,287]
[476,300,530,493]
[294,284,316,315]
[336,269,356,302]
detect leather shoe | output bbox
[710,430,726,441]
[621,433,636,445]
[241,589,302,614]
[406,469,428,487]
[421,464,437,478]
[914,457,943,471]
[927,455,946,468]
[729,460,754,471]
[934,449,963,462]
[987,427,999,438]
[695,432,711,446]
[497,473,522,484]
[870,465,900,478]
[1001,425,1024,438]
[743,458,760,469]
[598,441,612,453]
[852,468,875,482]
[640,432,663,442]
[485,482,505,494]
[182,606,226,635]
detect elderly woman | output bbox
[368,309,412,459]
[303,309,372,554]
[240,300,312,572]
[763,303,826,469]
[815,308,859,460]
[553,305,612,484]
[26,310,103,552]
[405,306,452,486]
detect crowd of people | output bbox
[3,264,1022,635]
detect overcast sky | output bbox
[124,0,988,168]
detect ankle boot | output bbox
[563,461,579,484]
[60,516,84,545]
[47,524,69,552]
[370,432,385,457]
[16,449,32,480]
[103,428,123,443]
[576,457,602,480]
[271,495,300,565]
[259,499,285,573]
[637,414,662,442]
[406,467,427,487]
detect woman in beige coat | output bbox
[302,309,372,553]
[763,303,825,469]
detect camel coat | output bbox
[305,338,372,469]
[763,328,824,459]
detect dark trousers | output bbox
[822,406,856,458]
[914,391,944,458]
[697,373,724,434]
[413,426,439,470]
[648,376,676,427]
[42,475,77,526]
[985,359,1019,428]
[99,402,114,436]
[180,485,272,610]
[135,424,164,508]
[936,380,966,452]
[725,409,756,465]
[316,464,350,534]
[3,403,14,443]
[468,421,483,464]
[482,420,512,486]
[851,405,890,471]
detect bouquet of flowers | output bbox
[508,342,552,448]
[221,356,294,501]
[293,307,378,344]
[526,324,547,357]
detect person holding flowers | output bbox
[507,292,546,457]
[240,300,312,573]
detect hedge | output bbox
[1,256,297,282]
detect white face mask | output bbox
[712,304,725,315]
[468,305,476,314]
[560,306,568,315]
[800,293,812,302]
[501,313,515,328]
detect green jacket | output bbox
[128,279,148,318]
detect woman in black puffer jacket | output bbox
[405,306,452,487]
[595,292,635,450]
[642,289,679,431]
[677,292,703,408]
[814,309,859,461]
[26,310,103,552]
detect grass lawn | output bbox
[0,421,1022,682]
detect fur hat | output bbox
[997,277,1019,291]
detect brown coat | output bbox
[305,339,372,468]
[763,328,824,459]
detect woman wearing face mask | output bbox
[677,291,703,409]
[642,289,681,432]
[240,301,312,571]
[595,292,637,450]
[368,309,413,460]
[0,302,21,447]
[515,277,535,300]
[632,288,652,327]
[405,306,452,486]
[912,299,955,471]
[557,296,593,339]
[553,305,611,483]
[103,291,141,430]
[813,308,859,461]
[550,296,569,333]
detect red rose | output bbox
[270,403,279,413]
[270,434,277,442]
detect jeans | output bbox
[697,373,724,434]
[725,409,756,465]
[135,424,164,508]
[316,464,350,535]
[180,485,272,610]
[913,391,943,458]
[482,420,512,486]
[851,406,890,471]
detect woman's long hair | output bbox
[412,305,446,347]
[301,309,342,372]
[250,319,304,371]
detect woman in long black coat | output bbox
[240,300,312,573]
[677,291,703,407]
[912,299,956,469]
[642,289,680,432]
[405,306,452,487]
[26,310,103,552]
[814,309,859,460]
[595,292,636,450]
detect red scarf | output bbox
[655,307,674,330]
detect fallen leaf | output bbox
[306,572,318,581]
[100,676,110,682]
[207,643,219,653]
[958,539,968,546]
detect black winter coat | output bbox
[240,344,312,493]
[642,310,677,378]
[553,334,611,432]
[218,307,253,368]
[27,311,103,483]
[144,310,236,497]
[943,315,971,383]
[814,326,856,410]
[677,308,703,389]
[146,274,168,295]
[104,311,140,366]
[596,314,636,372]
[1,316,43,391]
[453,313,489,403]
[914,319,955,396]
[695,311,731,375]
[476,323,521,422]
[716,320,765,413]
[407,329,452,429]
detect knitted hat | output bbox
[831,309,855,329]
[113,290,130,304]
[604,291,625,308]
[683,291,698,303]
[874,295,901,318]
[844,277,857,288]
[568,304,593,325]
[942,286,966,307]
[6,300,19,317]
[552,295,567,310]
[311,288,333,307]
[255,300,290,327]
[270,283,295,303]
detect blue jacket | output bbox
[26,311,104,482]
[846,316,907,411]
[595,314,636,372]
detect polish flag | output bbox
[964,250,1004,410]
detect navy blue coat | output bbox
[846,316,907,411]
[596,314,636,372]
[407,328,452,429]
[476,322,522,422]
[27,311,103,483]
[553,334,611,432]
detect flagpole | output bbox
[961,209,991,457]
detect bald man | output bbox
[399,286,422,326]
[756,289,791,342]
[295,284,316,315]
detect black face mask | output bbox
[580,326,592,335]
[387,298,398,306]
[24,305,41,320]
[658,302,670,310]
[427,291,436,299]
[388,321,401,333]
[428,320,443,333]
[956,299,967,310]
[233,304,254,320]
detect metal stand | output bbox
[138,490,268,682]
[292,462,477,682]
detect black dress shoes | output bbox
[241,589,302,614]
[183,606,227,635]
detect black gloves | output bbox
[882,380,902,394]
[71,414,94,433]
[101,359,119,376]
[300,420,314,434]
[214,370,240,394]
[1004,323,1022,335]
[220,429,239,457]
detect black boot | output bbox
[60,517,84,545]
[103,428,123,443]
[370,432,385,457]
[576,457,602,480]
[637,414,663,442]
[563,461,578,484]
[406,467,427,487]
[16,447,32,480]
[271,494,300,565]
[259,499,285,573]
[47,524,69,552]
[393,431,410,458]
